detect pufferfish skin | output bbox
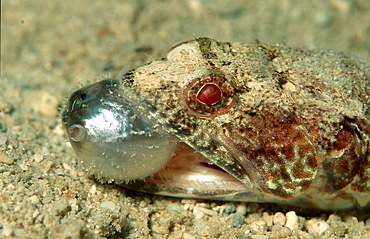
[62,37,370,210]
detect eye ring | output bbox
[183,71,235,118]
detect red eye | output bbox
[183,71,235,118]
[196,83,222,105]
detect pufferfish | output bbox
[62,37,370,210]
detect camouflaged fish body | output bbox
[63,38,370,210]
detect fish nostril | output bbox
[67,124,88,142]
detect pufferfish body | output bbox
[62,37,370,210]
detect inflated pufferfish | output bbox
[62,37,370,210]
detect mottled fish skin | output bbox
[119,37,369,209]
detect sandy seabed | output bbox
[2,0,370,238]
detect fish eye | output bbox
[196,83,223,105]
[183,71,235,117]
[78,92,88,101]
[77,83,103,103]
[69,83,104,114]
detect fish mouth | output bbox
[62,79,248,198]
[125,141,250,199]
